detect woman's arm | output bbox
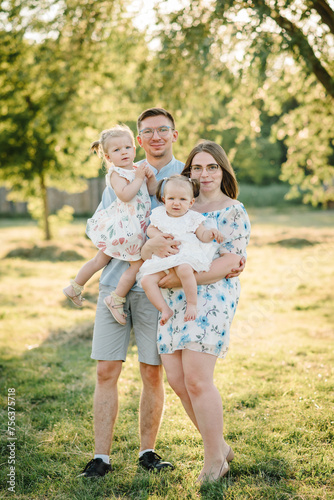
[158,253,241,288]
[110,165,146,203]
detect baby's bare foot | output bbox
[184,304,197,322]
[160,307,173,326]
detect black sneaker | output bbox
[139,451,174,471]
[77,458,112,478]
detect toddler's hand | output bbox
[145,167,154,179]
[134,164,147,179]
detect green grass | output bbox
[238,183,302,208]
[0,207,333,499]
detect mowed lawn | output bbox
[0,207,333,500]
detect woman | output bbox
[141,141,250,482]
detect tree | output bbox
[0,0,149,239]
[152,0,334,205]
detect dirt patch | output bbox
[4,244,87,261]
[270,238,317,248]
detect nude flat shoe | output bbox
[104,294,127,325]
[218,458,230,479]
[63,285,84,307]
[198,446,233,485]
[226,445,234,463]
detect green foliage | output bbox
[274,84,334,207]
[152,0,334,206]
[0,0,150,239]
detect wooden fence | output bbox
[0,178,106,216]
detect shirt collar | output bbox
[146,156,176,177]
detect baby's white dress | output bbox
[86,166,151,261]
[136,206,218,283]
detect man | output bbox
[78,108,185,477]
[78,108,245,477]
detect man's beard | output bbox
[151,152,165,158]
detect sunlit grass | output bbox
[0,208,333,499]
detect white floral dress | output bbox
[157,203,251,359]
[136,206,219,285]
[86,166,151,261]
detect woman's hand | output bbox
[158,268,181,288]
[225,256,246,278]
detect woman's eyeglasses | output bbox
[139,126,174,139]
[190,164,220,174]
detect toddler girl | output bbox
[63,125,156,325]
[137,175,224,325]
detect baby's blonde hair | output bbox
[156,175,200,202]
[90,125,135,163]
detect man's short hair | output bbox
[137,107,176,132]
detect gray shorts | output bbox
[91,285,161,365]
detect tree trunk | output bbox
[40,173,51,240]
[309,0,334,34]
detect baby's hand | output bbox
[210,229,224,243]
[134,164,147,179]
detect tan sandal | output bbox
[104,291,126,325]
[63,280,85,307]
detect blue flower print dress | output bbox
[157,203,251,359]
[86,166,151,261]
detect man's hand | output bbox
[153,234,180,258]
[225,256,246,279]
[141,233,181,260]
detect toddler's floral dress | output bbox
[86,166,151,261]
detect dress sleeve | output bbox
[217,205,251,257]
[114,166,134,181]
[149,206,164,228]
[188,210,206,231]
[105,166,115,188]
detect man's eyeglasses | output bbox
[190,164,220,174]
[139,126,174,139]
